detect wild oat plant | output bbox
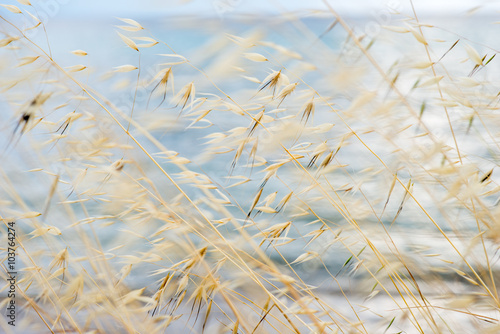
[1,2,500,334]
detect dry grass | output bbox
[1,1,500,333]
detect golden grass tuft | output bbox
[1,2,500,333]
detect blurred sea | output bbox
[2,12,500,277]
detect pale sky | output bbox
[2,0,498,18]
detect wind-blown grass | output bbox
[1,2,500,333]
